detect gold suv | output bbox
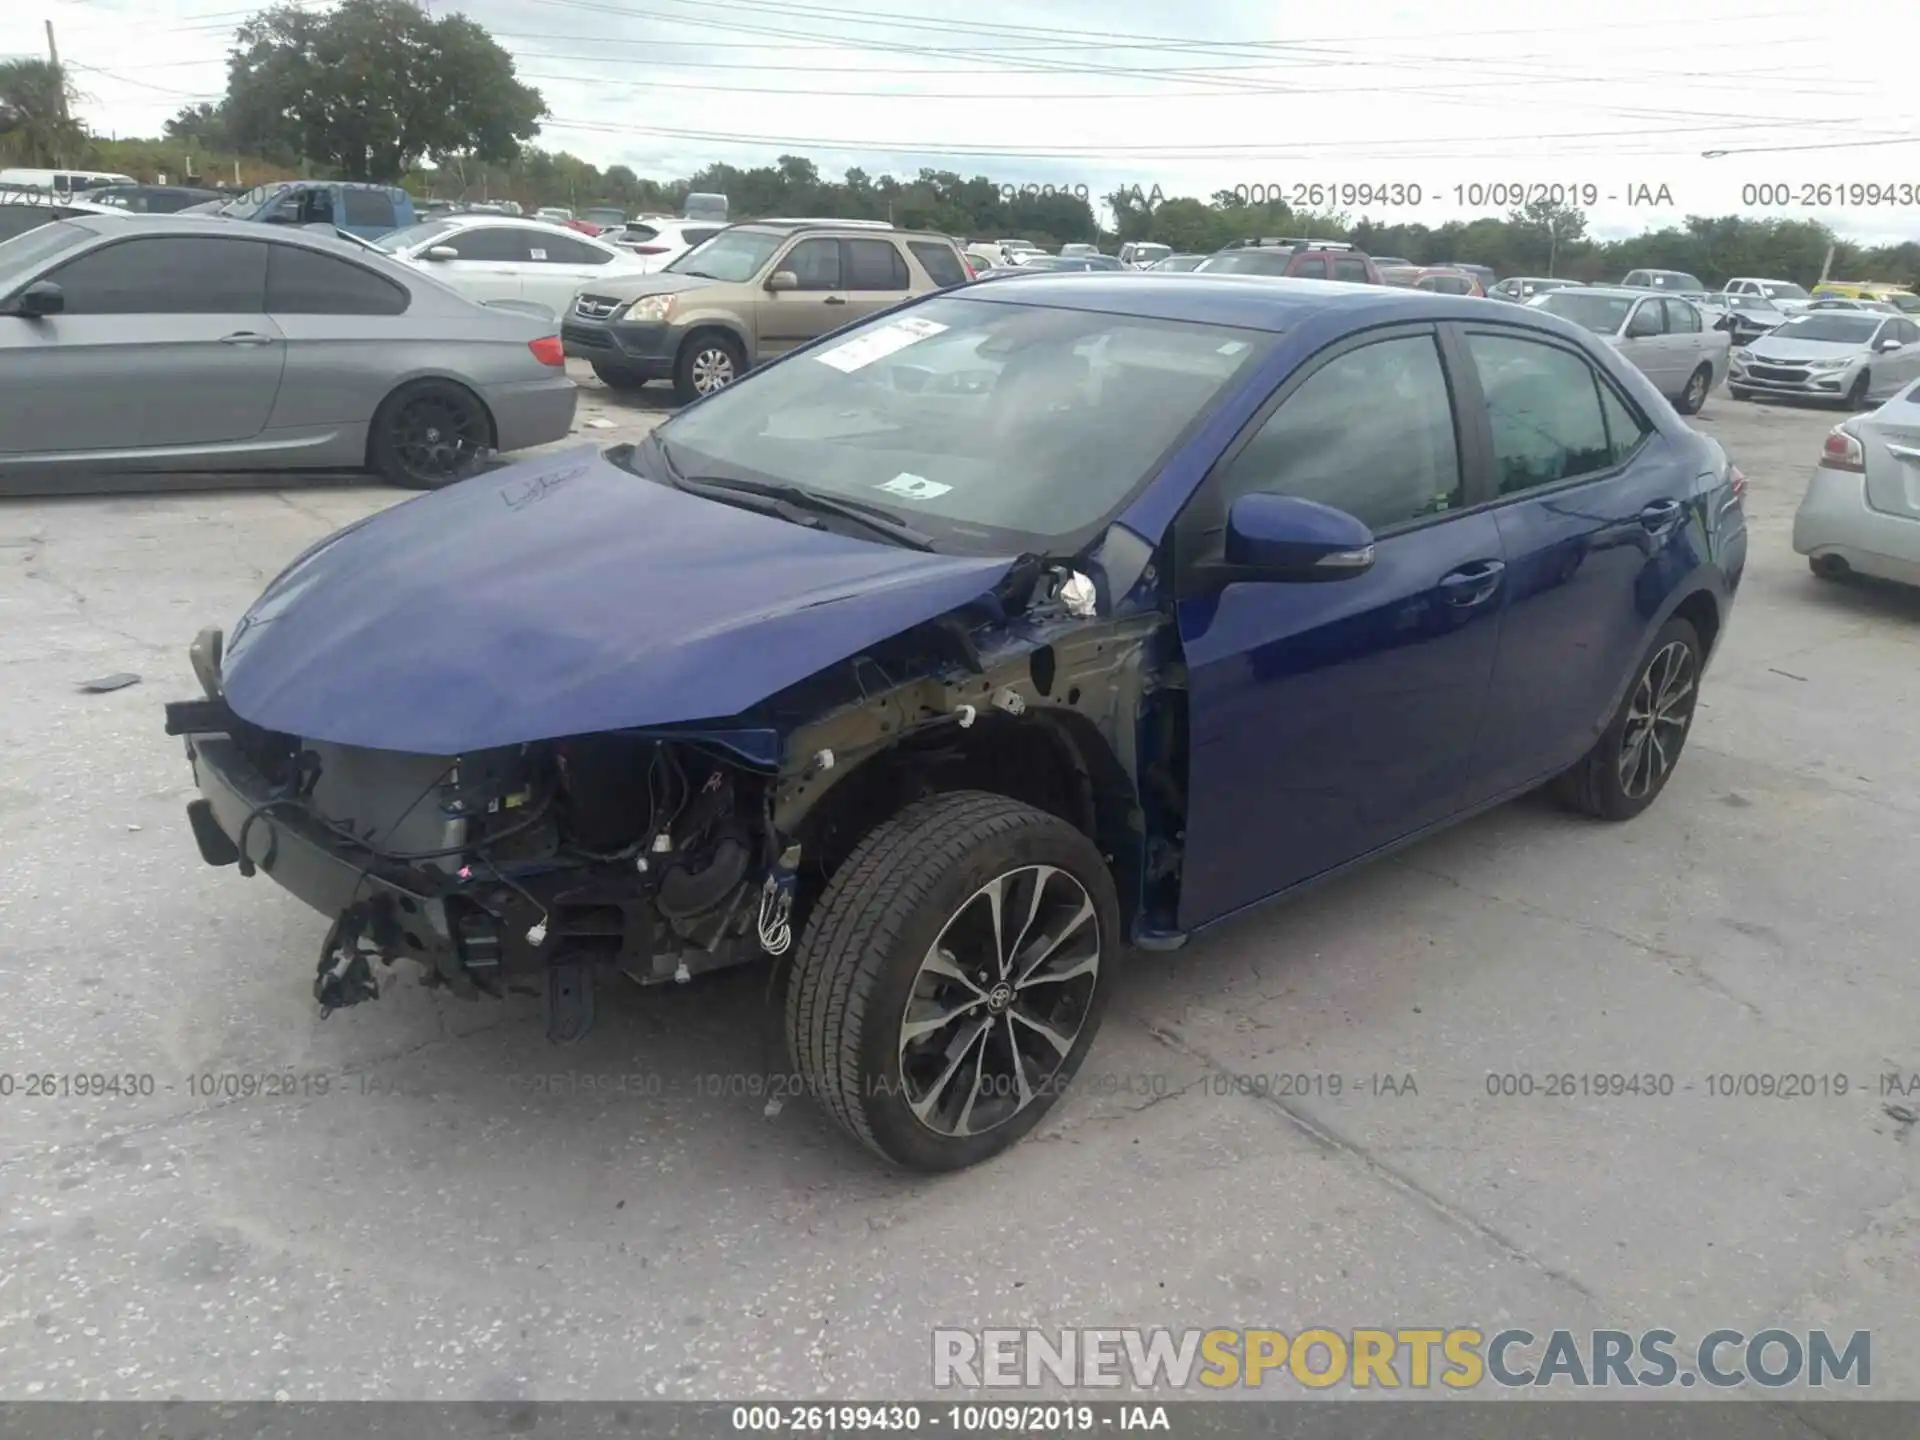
[561,220,971,403]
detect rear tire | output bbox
[1674,364,1711,416]
[1810,554,1850,582]
[785,791,1117,1172]
[1729,387,1753,402]
[590,361,647,391]
[672,330,745,405]
[368,379,491,490]
[1552,615,1703,823]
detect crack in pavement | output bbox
[1404,864,1765,1020]
[1132,1012,1605,1308]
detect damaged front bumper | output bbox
[167,629,788,1042]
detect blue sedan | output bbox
[167,271,1748,1172]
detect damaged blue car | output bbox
[167,273,1747,1171]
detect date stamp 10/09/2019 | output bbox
[987,178,1920,214]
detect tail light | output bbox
[961,255,976,280]
[528,335,565,367]
[1726,464,1748,500]
[1820,427,1865,473]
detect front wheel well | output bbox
[1672,588,1721,659]
[789,712,1142,923]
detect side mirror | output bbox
[1877,337,1904,352]
[11,280,64,317]
[766,270,798,292]
[423,245,459,261]
[1218,493,1375,582]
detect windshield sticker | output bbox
[878,473,952,500]
[1217,340,1248,355]
[815,317,950,372]
[529,247,548,260]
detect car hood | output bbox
[575,270,720,302]
[1748,337,1868,362]
[218,448,1019,755]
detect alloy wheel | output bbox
[898,865,1101,1138]
[689,346,736,394]
[1617,640,1696,800]
[1685,370,1707,410]
[390,394,482,482]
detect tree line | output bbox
[4,0,1913,289]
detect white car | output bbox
[373,215,649,322]
[599,217,729,274]
[1529,286,1731,415]
[1728,311,1920,408]
[1794,390,1920,587]
[1722,276,1813,316]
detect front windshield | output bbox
[667,229,781,280]
[1196,250,1291,275]
[1886,293,1920,314]
[1152,255,1204,271]
[1760,281,1809,299]
[372,217,459,252]
[1535,290,1634,334]
[645,294,1272,554]
[1773,315,1879,344]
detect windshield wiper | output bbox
[654,438,937,551]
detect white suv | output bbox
[602,217,729,273]
[1722,276,1813,316]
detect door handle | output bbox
[219,331,277,345]
[1437,559,1505,607]
[1638,498,1685,532]
[823,295,846,305]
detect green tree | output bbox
[0,58,84,167]
[224,0,544,183]
[1510,197,1587,277]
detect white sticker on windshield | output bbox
[1217,340,1248,355]
[529,247,548,260]
[816,317,950,372]
[878,473,952,500]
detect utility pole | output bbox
[45,19,72,164]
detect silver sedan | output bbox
[1729,311,1920,408]
[1794,390,1920,588]
[1528,285,1730,415]
[0,215,578,489]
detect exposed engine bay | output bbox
[169,550,1182,1044]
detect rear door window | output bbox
[1462,331,1615,496]
[266,243,409,315]
[844,238,910,290]
[47,235,268,313]
[531,233,611,265]
[341,189,397,230]
[1662,298,1701,333]
[1333,256,1371,283]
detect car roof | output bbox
[1563,285,1662,300]
[960,271,1575,332]
[60,212,400,257]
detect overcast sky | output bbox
[9,0,1917,240]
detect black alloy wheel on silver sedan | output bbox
[1553,615,1702,821]
[786,791,1117,1171]
[369,379,491,489]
